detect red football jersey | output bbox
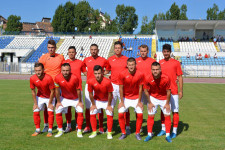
[144,73,171,100]
[83,56,110,81]
[55,73,81,99]
[63,59,86,90]
[159,58,183,95]
[30,74,55,98]
[118,69,144,99]
[88,77,113,101]
[108,55,128,84]
[136,57,156,76]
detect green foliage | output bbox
[169,2,180,20]
[140,16,151,34]
[5,15,22,32]
[180,4,188,20]
[207,3,225,20]
[115,4,138,34]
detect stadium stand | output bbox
[179,42,217,52]
[5,37,45,49]
[218,42,225,52]
[56,37,113,60]
[0,36,14,49]
[121,38,152,58]
[26,37,60,62]
[157,40,174,52]
[180,56,225,66]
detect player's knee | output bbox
[118,107,125,113]
[135,107,143,114]
[90,109,98,115]
[106,110,113,116]
[76,106,83,113]
[33,109,40,112]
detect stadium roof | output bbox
[156,20,225,30]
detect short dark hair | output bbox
[93,65,102,72]
[68,46,76,51]
[151,62,161,67]
[140,44,149,51]
[34,62,44,69]
[90,43,98,49]
[163,44,171,52]
[48,40,56,47]
[127,57,136,64]
[114,41,123,48]
[61,63,71,68]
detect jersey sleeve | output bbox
[60,55,65,64]
[81,61,87,73]
[30,77,35,89]
[107,81,114,93]
[118,72,124,85]
[176,61,183,76]
[107,59,111,71]
[38,55,45,65]
[104,59,110,71]
[48,76,55,90]
[139,73,145,85]
[87,81,93,93]
[76,77,82,90]
[54,76,60,88]
[166,77,171,90]
[143,76,150,90]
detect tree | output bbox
[5,15,22,32]
[207,3,219,20]
[217,9,225,20]
[88,9,101,32]
[140,16,151,34]
[169,2,180,20]
[180,4,188,20]
[74,1,92,32]
[115,4,138,34]
[166,11,170,20]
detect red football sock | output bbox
[107,115,113,132]
[77,113,84,130]
[90,114,97,132]
[56,113,63,129]
[98,109,104,129]
[48,111,54,129]
[136,113,143,134]
[66,106,72,124]
[33,112,40,129]
[161,110,165,125]
[75,111,78,125]
[124,109,130,127]
[147,115,154,133]
[43,108,48,124]
[85,109,90,128]
[173,112,179,128]
[165,116,171,133]
[118,113,126,134]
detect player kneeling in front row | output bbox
[88,65,114,139]
[54,63,84,138]
[144,62,172,143]
[30,63,55,137]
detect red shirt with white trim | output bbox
[63,59,86,90]
[118,69,144,99]
[30,74,55,98]
[83,56,109,81]
[144,73,171,100]
[88,77,113,101]
[136,57,156,76]
[108,55,128,84]
[159,58,183,95]
[55,73,81,100]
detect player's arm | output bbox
[82,71,87,76]
[106,92,113,113]
[31,88,38,111]
[55,86,63,109]
[118,85,125,109]
[89,91,97,112]
[137,85,143,110]
[178,75,183,99]
[76,89,83,109]
[104,70,110,75]
[48,88,55,110]
[164,89,171,113]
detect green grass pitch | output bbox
[0,80,224,150]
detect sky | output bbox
[0,0,224,33]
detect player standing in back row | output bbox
[38,40,65,133]
[158,44,183,138]
[83,44,110,133]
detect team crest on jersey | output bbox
[161,62,164,64]
[61,81,65,83]
[126,75,129,78]
[112,59,116,61]
[36,80,39,83]
[88,60,92,62]
[138,60,141,62]
[151,80,155,82]
[94,83,98,86]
